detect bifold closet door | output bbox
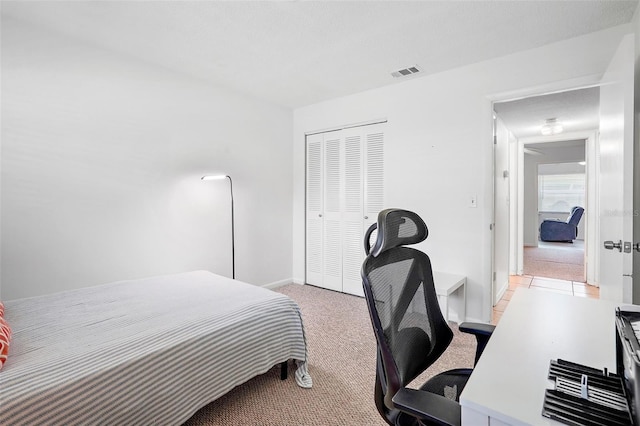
[305,123,384,296]
[305,133,324,287]
[341,124,385,296]
[363,124,385,248]
[322,133,343,292]
[341,128,364,296]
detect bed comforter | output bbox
[0,271,309,425]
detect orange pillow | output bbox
[0,317,9,340]
[0,338,8,369]
[0,307,9,370]
[0,335,8,369]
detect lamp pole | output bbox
[201,174,235,279]
[227,175,235,280]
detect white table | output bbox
[459,288,620,426]
[433,271,466,324]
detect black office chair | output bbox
[361,209,495,426]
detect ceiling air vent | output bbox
[391,65,422,78]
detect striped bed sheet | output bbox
[0,271,309,425]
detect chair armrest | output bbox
[392,388,461,426]
[458,322,496,365]
[458,322,495,336]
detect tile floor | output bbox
[491,275,600,325]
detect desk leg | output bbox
[438,295,449,322]
[461,406,489,425]
[461,279,466,322]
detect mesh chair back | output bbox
[362,209,453,415]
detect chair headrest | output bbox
[370,209,429,257]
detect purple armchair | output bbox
[540,206,584,242]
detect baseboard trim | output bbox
[261,279,294,290]
[494,281,509,305]
[465,316,487,324]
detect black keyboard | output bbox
[543,359,632,426]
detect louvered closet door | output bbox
[363,124,385,249]
[341,128,365,296]
[305,123,385,296]
[305,133,324,286]
[322,132,343,292]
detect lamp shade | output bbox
[201,175,228,181]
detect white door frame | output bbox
[517,131,598,284]
[487,76,602,316]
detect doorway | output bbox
[491,87,601,323]
[524,155,586,282]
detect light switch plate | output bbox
[470,195,477,208]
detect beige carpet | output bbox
[523,244,585,282]
[184,284,476,425]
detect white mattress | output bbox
[0,271,308,425]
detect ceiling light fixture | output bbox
[541,118,563,136]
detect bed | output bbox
[0,270,311,425]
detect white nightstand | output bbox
[432,271,466,324]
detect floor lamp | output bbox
[201,174,235,279]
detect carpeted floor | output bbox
[523,242,585,282]
[184,284,476,425]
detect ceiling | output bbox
[2,1,638,109]
[494,87,601,140]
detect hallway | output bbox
[523,240,585,283]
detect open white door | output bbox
[598,34,635,303]
[493,116,511,304]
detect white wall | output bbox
[1,18,294,299]
[0,3,4,300]
[523,154,537,247]
[293,25,631,323]
[634,0,640,304]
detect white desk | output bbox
[433,271,466,324]
[460,288,620,426]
